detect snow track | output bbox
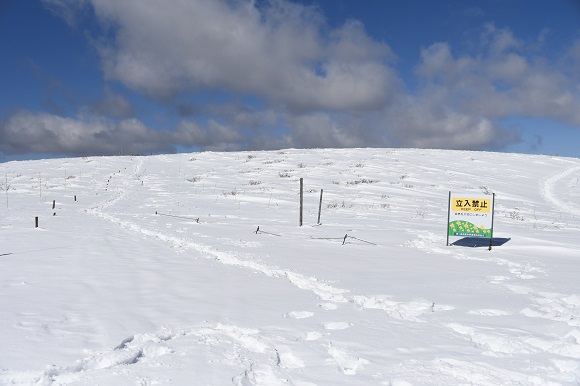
[540,165,580,216]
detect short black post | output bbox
[343,234,348,245]
[35,217,39,228]
[74,195,77,202]
[52,200,55,209]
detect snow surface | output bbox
[1,148,580,385]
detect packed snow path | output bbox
[540,165,580,216]
[1,148,580,385]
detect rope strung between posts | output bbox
[254,229,378,245]
[254,226,281,237]
[310,233,377,246]
[347,235,377,245]
[150,215,375,245]
[155,211,200,223]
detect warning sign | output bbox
[447,192,495,239]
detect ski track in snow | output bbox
[540,165,580,216]
[540,166,580,216]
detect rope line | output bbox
[156,211,200,223]
[347,236,377,245]
[254,226,281,237]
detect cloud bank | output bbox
[2,0,579,157]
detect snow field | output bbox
[1,148,580,385]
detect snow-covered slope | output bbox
[1,148,580,385]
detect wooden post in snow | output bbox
[317,189,323,225]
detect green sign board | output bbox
[447,192,496,248]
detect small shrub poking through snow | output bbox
[347,179,379,185]
[222,189,238,196]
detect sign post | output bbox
[299,178,303,226]
[446,191,452,246]
[447,192,495,250]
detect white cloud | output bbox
[0,112,169,156]
[0,110,256,156]
[385,100,515,150]
[413,30,580,127]
[173,119,243,147]
[481,23,522,55]
[416,42,455,80]
[79,0,398,112]
[486,53,528,82]
[283,112,368,149]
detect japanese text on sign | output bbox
[451,198,491,213]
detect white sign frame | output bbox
[447,192,496,249]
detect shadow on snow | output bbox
[451,237,512,248]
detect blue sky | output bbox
[1,0,580,160]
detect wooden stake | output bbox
[317,189,323,224]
